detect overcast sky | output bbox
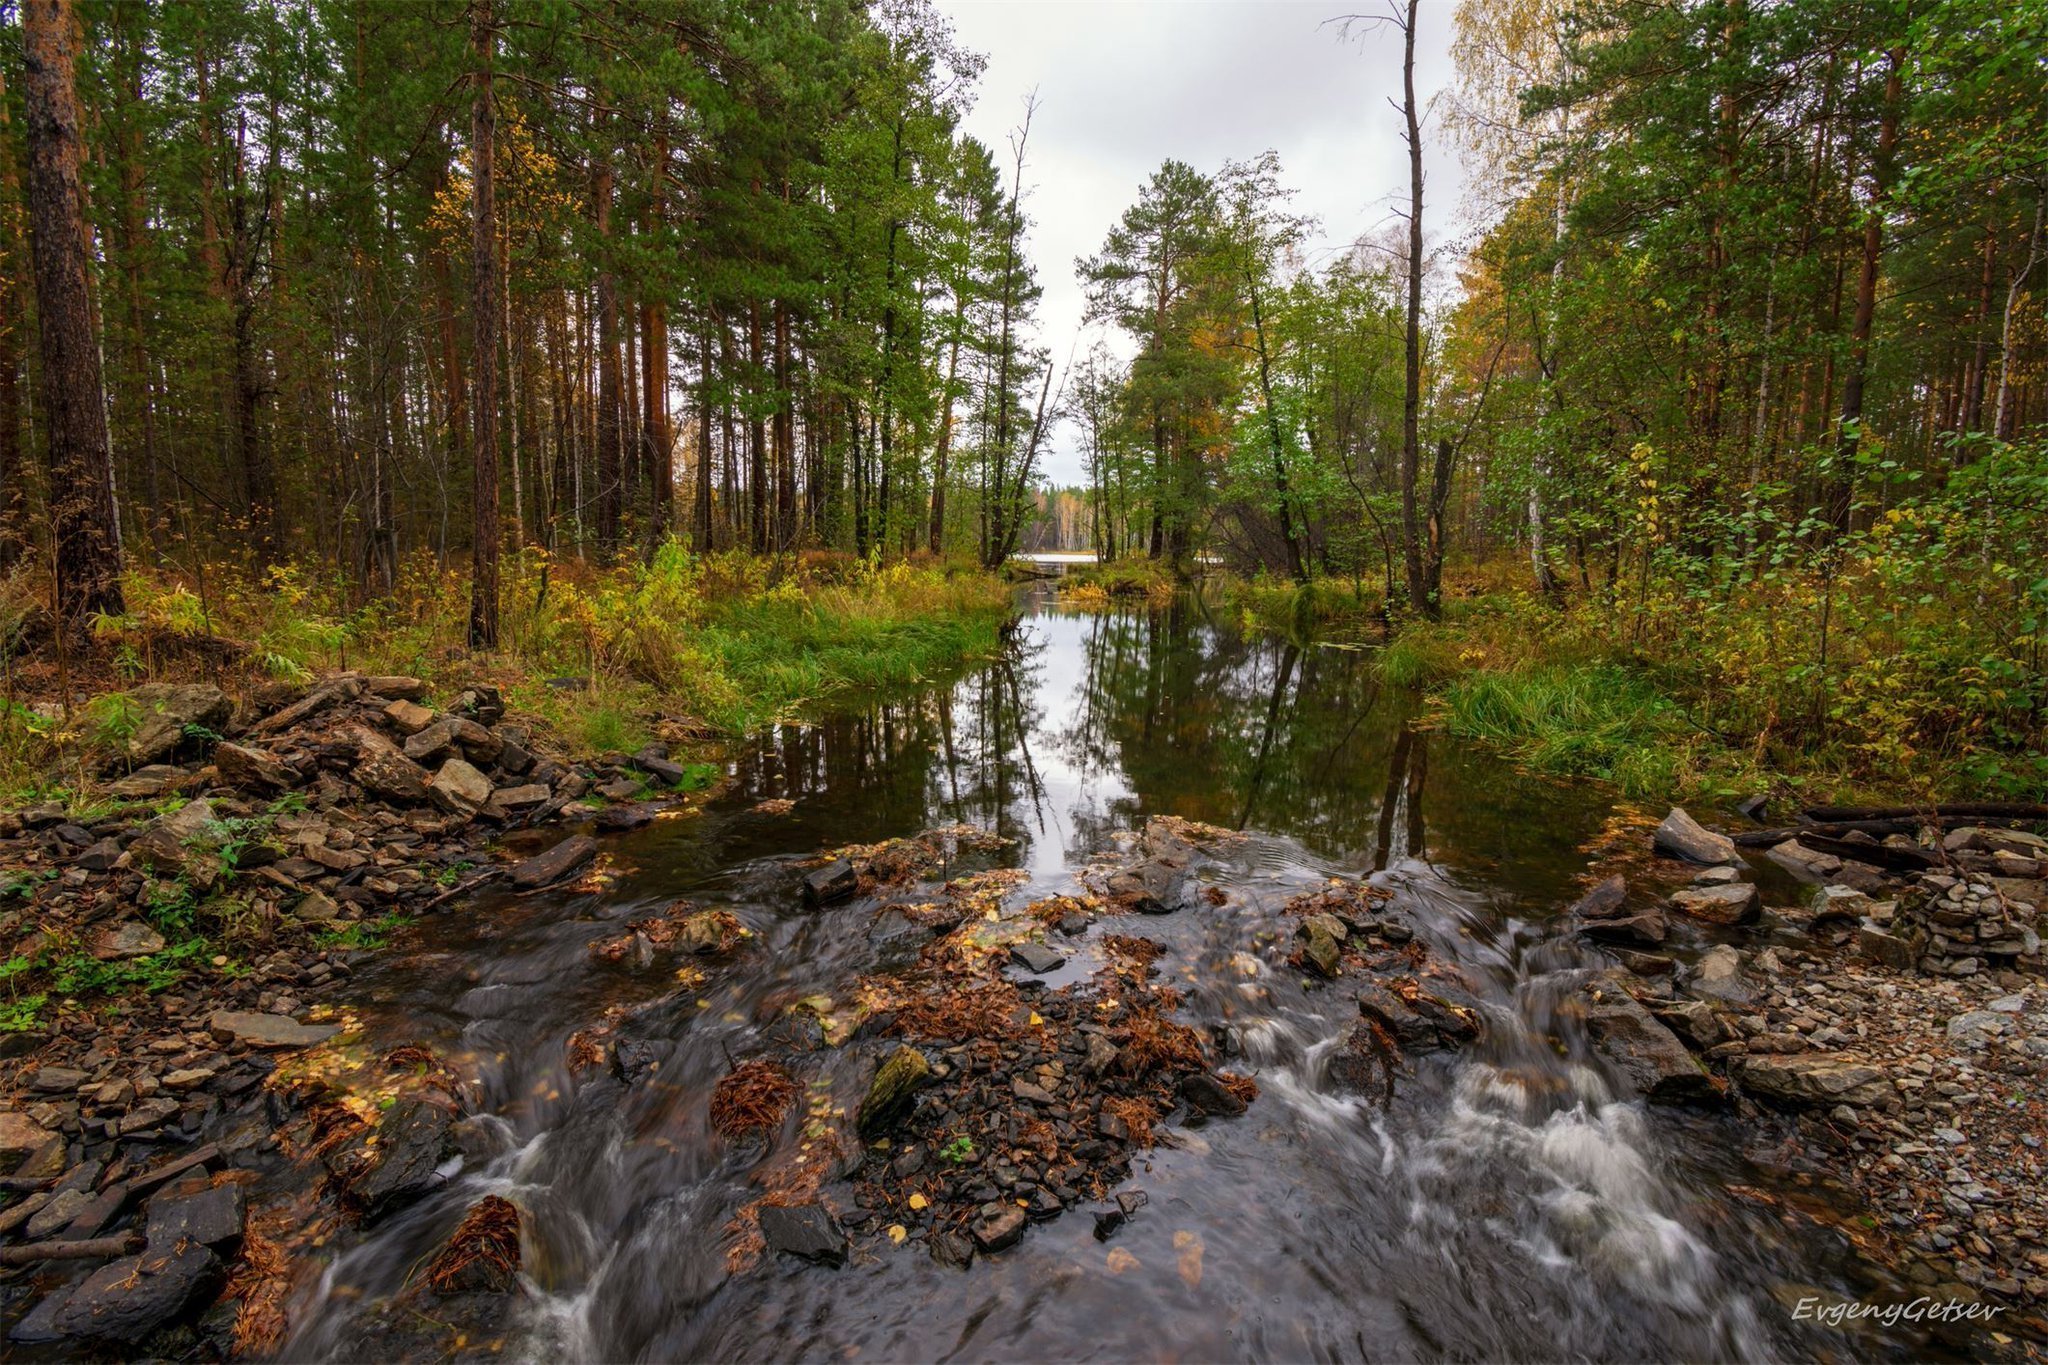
[936,0,1467,484]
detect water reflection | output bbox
[724,598,1605,903]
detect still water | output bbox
[280,593,1934,1363]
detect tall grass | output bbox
[0,546,1014,798]
[1438,664,1698,797]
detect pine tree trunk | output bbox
[1396,0,1429,617]
[0,65,27,570]
[467,0,499,648]
[1830,47,1904,534]
[21,0,125,628]
[642,133,671,550]
[592,118,622,557]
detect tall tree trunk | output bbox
[0,66,27,569]
[1395,0,1430,616]
[694,324,713,549]
[1995,179,2047,442]
[747,303,766,551]
[928,304,961,556]
[642,131,671,551]
[468,0,499,648]
[591,117,622,556]
[21,0,125,627]
[1830,47,1904,534]
[774,300,794,546]
[1959,222,1997,434]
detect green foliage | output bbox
[50,939,212,997]
[0,994,46,1034]
[315,914,411,952]
[1438,665,1693,798]
[940,1135,976,1164]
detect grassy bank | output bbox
[0,547,1014,804]
[1054,548,2045,804]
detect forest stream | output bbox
[269,589,1967,1363]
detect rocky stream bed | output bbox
[2,621,2047,1361]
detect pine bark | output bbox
[21,0,125,627]
[467,0,499,648]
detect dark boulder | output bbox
[758,1203,846,1267]
[47,1244,223,1345]
[802,859,859,907]
[510,835,597,890]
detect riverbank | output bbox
[1057,554,2047,806]
[2,549,1013,806]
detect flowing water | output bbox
[279,593,1943,1363]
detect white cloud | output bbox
[937,0,1466,483]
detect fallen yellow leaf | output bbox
[908,1193,929,1211]
[887,1224,907,1244]
[1105,1247,1140,1275]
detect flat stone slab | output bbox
[509,834,598,890]
[758,1203,846,1266]
[208,1010,339,1050]
[1009,941,1066,974]
[1653,808,1737,864]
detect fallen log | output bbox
[0,1234,143,1266]
[1732,813,2048,847]
[1801,802,2048,823]
[1793,833,1939,872]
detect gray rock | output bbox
[349,1098,455,1221]
[802,859,859,907]
[90,920,165,961]
[1856,919,1918,970]
[1578,910,1669,946]
[1688,945,1756,1004]
[971,1202,1026,1253]
[1654,808,1737,865]
[48,1244,222,1344]
[1581,983,1721,1103]
[1010,941,1065,974]
[358,749,433,804]
[208,1010,339,1050]
[1180,1072,1249,1117]
[118,683,232,766]
[428,757,495,815]
[106,765,188,799]
[382,699,437,735]
[1766,839,1843,881]
[758,1203,846,1266]
[1734,1055,1895,1107]
[509,834,597,890]
[1669,882,1760,925]
[146,1183,245,1251]
[0,1110,56,1170]
[1946,1011,2013,1040]
[213,741,298,792]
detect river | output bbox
[277,591,1946,1363]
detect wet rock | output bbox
[358,749,433,804]
[1687,945,1757,1005]
[1081,1033,1120,1078]
[802,859,859,907]
[630,745,690,787]
[1653,808,1738,865]
[1577,910,1669,946]
[428,757,495,816]
[45,1243,223,1345]
[1647,998,1724,1048]
[1580,982,1721,1103]
[857,1045,931,1137]
[1567,875,1629,921]
[349,1097,456,1222]
[119,683,233,766]
[146,1183,245,1252]
[970,1202,1026,1253]
[213,741,298,792]
[591,801,658,833]
[207,1009,339,1050]
[1765,839,1843,882]
[930,1230,975,1269]
[509,834,597,890]
[1734,1055,1895,1108]
[1669,882,1760,925]
[758,1203,846,1267]
[91,919,166,960]
[1009,941,1066,974]
[1180,1072,1248,1117]
[676,910,733,955]
[1301,919,1343,976]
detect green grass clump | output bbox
[1438,664,1696,797]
